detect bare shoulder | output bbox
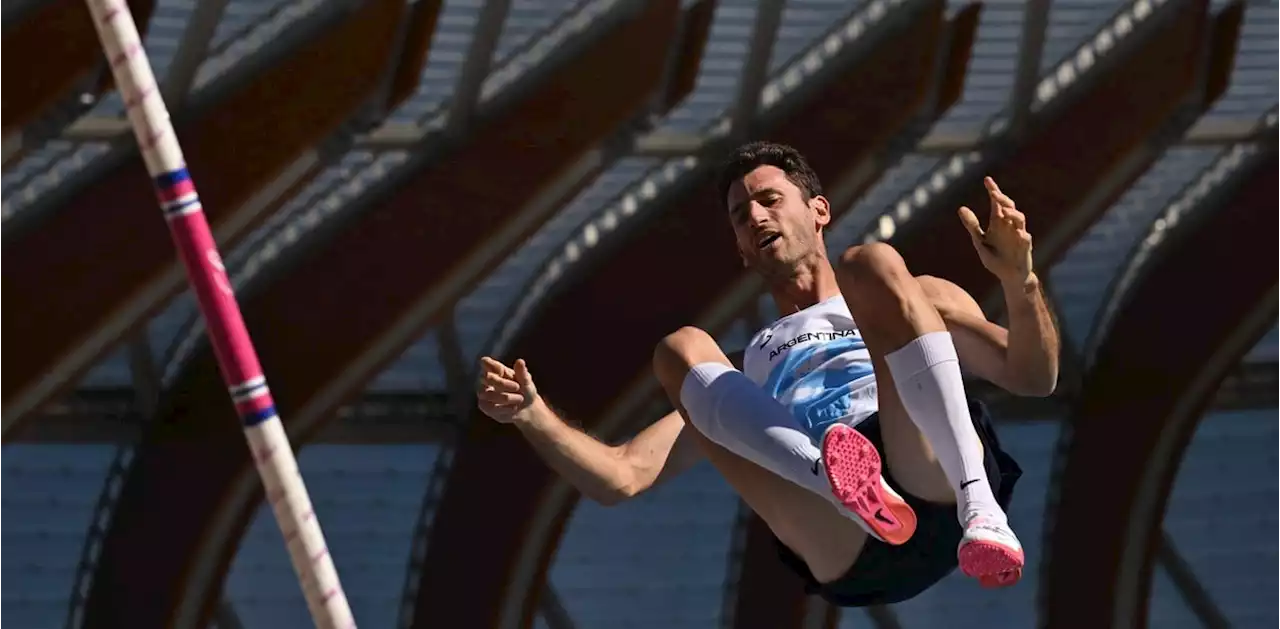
[914,274,964,298]
[915,275,983,318]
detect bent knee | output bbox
[653,326,715,366]
[652,326,720,388]
[837,243,920,311]
[915,274,984,320]
[837,242,912,286]
[913,274,949,302]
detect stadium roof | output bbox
[2,0,1275,628]
[4,0,1273,400]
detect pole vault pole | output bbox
[80,0,356,626]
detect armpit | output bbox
[726,349,745,370]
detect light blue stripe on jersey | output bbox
[762,336,874,439]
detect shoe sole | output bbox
[820,424,917,546]
[958,539,1024,588]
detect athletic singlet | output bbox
[742,294,879,434]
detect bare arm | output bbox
[616,350,746,492]
[946,176,1060,396]
[478,356,703,505]
[999,274,1060,395]
[515,402,702,504]
[918,274,1059,396]
[617,411,704,495]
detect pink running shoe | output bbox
[957,515,1025,588]
[820,423,917,546]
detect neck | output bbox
[768,254,841,315]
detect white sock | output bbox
[680,363,837,503]
[884,332,1002,522]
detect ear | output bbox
[811,194,832,227]
[738,243,750,268]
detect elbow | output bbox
[1001,351,1060,397]
[593,486,634,507]
[1036,359,1062,397]
[591,483,637,507]
[591,465,643,507]
[1010,370,1058,398]
[1023,378,1058,398]
[591,492,625,507]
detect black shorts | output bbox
[774,399,1022,607]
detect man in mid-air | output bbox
[477,142,1059,606]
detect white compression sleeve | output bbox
[679,363,836,500]
[884,331,1003,521]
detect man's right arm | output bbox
[512,398,703,505]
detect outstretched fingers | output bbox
[958,206,992,255]
[984,177,1025,230]
[958,206,984,238]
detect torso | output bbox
[743,295,879,433]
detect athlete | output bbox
[477,141,1059,606]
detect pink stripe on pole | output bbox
[85,0,356,622]
[166,214,263,386]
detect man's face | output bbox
[725,165,830,276]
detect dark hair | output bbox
[715,141,823,210]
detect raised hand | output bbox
[476,356,538,424]
[957,177,1035,288]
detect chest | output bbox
[743,307,860,381]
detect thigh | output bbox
[653,326,867,582]
[684,424,867,583]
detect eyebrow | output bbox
[729,187,782,217]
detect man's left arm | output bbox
[940,176,1061,396]
[999,274,1059,395]
[918,274,1059,397]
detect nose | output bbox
[746,202,770,226]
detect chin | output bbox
[748,257,793,279]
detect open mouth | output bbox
[757,233,781,249]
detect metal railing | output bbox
[156,0,640,388]
[1084,106,1277,367]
